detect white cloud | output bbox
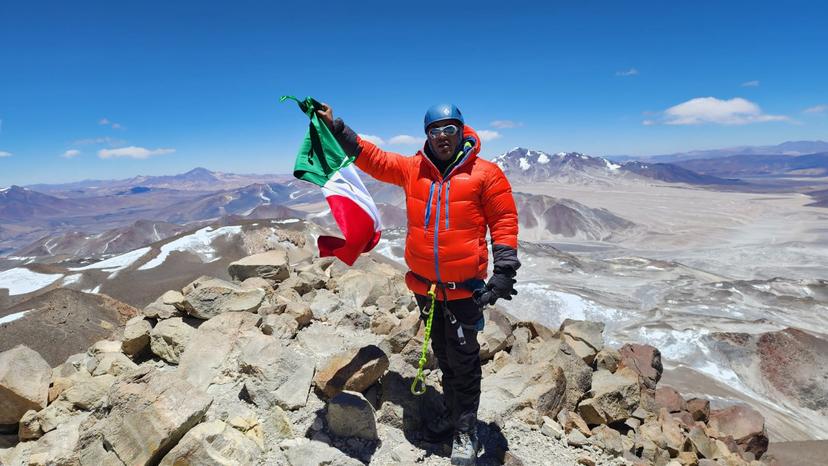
[99,117,124,130]
[642,119,656,126]
[804,104,827,114]
[477,130,502,141]
[741,80,760,87]
[72,136,125,146]
[388,134,421,145]
[98,146,175,159]
[358,134,385,145]
[490,120,523,129]
[62,149,81,158]
[0,151,11,157]
[616,68,639,77]
[651,97,789,126]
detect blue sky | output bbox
[1,0,827,186]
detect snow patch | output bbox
[62,274,82,286]
[537,153,550,164]
[271,218,300,224]
[519,157,530,171]
[0,268,64,295]
[138,226,242,270]
[604,159,621,170]
[0,310,31,325]
[70,247,151,277]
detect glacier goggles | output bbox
[427,124,460,139]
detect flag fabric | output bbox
[282,95,382,265]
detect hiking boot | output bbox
[423,410,454,443]
[450,427,479,465]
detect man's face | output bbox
[426,119,462,161]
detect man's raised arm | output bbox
[317,103,409,187]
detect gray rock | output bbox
[0,345,52,424]
[121,316,152,356]
[594,348,621,372]
[479,361,566,422]
[77,366,212,466]
[87,351,138,376]
[240,334,315,410]
[314,345,389,399]
[178,312,261,391]
[159,420,263,466]
[18,409,42,441]
[541,416,564,439]
[60,374,115,411]
[228,249,290,283]
[309,288,342,321]
[143,295,183,319]
[279,438,363,466]
[326,390,378,440]
[479,307,514,360]
[183,276,265,319]
[529,338,593,412]
[260,313,299,338]
[578,367,641,424]
[7,411,89,466]
[150,317,195,364]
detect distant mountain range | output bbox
[492,148,741,186]
[25,167,290,196]
[675,152,828,178]
[608,140,828,164]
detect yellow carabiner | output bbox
[410,284,437,396]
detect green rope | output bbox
[411,285,437,395]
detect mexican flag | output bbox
[282,95,382,266]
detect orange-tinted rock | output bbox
[618,343,662,389]
[687,398,710,422]
[655,385,686,413]
[708,405,769,459]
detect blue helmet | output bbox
[424,103,464,133]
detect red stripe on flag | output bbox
[317,194,381,266]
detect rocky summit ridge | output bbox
[0,239,774,465]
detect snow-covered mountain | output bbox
[492,147,739,186]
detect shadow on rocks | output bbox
[378,371,510,465]
[303,406,380,465]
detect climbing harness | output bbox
[411,283,438,395]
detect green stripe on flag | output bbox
[281,95,356,187]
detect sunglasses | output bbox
[427,124,460,139]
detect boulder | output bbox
[386,310,421,353]
[370,312,400,336]
[560,319,604,364]
[541,416,565,439]
[0,345,52,424]
[577,367,641,424]
[241,276,274,292]
[594,348,621,372]
[150,317,195,364]
[121,315,152,356]
[143,294,183,319]
[708,405,769,459]
[159,420,262,466]
[87,350,138,377]
[59,373,115,411]
[178,312,262,391]
[18,409,42,441]
[228,249,290,283]
[260,313,300,339]
[531,338,593,411]
[655,386,687,413]
[78,367,212,466]
[279,438,363,466]
[326,390,378,440]
[687,424,716,459]
[618,343,663,390]
[309,288,342,321]
[314,345,389,399]
[226,406,266,449]
[183,276,265,319]
[479,307,514,360]
[687,398,710,422]
[479,361,567,422]
[240,334,315,410]
[7,412,89,466]
[589,425,625,456]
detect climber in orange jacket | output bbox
[317,103,520,465]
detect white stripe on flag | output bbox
[320,165,383,231]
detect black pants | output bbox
[414,294,483,433]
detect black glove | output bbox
[473,272,518,307]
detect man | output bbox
[317,103,520,466]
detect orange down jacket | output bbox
[353,126,519,300]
